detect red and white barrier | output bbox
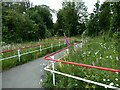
[43,42,120,89]
[0,39,69,61]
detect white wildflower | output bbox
[110,55,112,59]
[95,51,98,55]
[106,56,108,58]
[109,82,114,86]
[107,79,110,81]
[88,51,91,54]
[116,84,119,87]
[116,56,119,61]
[115,78,118,81]
[103,79,106,81]
[99,57,102,59]
[23,12,26,14]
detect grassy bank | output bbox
[43,36,120,89]
[1,37,74,72]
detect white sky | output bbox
[30,0,105,23]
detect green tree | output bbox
[26,5,53,38]
[87,0,100,37]
[87,13,95,37]
[99,2,111,35]
[56,1,88,36]
[2,2,39,43]
[110,2,120,35]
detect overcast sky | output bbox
[29,0,104,23]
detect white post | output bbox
[50,56,55,86]
[52,62,55,86]
[40,45,42,52]
[59,41,60,47]
[80,43,82,48]
[18,49,21,62]
[66,49,69,54]
[51,43,53,51]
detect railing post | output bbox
[66,49,69,54]
[17,49,21,62]
[40,45,42,52]
[59,41,60,47]
[51,56,55,86]
[51,43,53,52]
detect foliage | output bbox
[86,1,120,37]
[2,8,39,43]
[2,2,53,43]
[87,1,100,37]
[55,2,88,36]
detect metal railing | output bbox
[43,42,120,89]
[0,40,69,62]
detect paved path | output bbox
[0,50,65,89]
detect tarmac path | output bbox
[0,50,65,89]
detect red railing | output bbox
[43,43,120,73]
[1,38,72,53]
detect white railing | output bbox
[0,41,66,62]
[44,65,119,89]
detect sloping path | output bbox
[0,50,65,89]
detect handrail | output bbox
[0,42,67,61]
[1,38,72,53]
[43,43,120,73]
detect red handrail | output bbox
[1,39,71,53]
[43,43,120,73]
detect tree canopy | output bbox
[2,1,120,43]
[2,1,53,43]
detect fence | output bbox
[43,42,120,89]
[0,39,73,62]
